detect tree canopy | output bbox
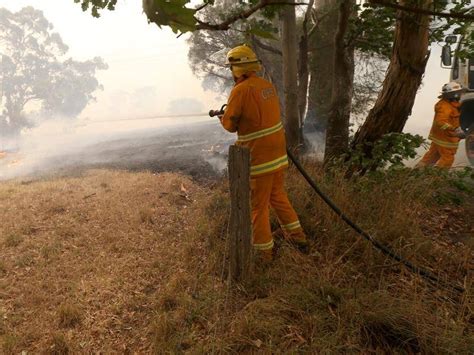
[73,0,474,165]
[0,7,107,137]
[75,0,474,56]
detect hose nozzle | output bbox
[209,104,227,117]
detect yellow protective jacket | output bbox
[220,73,288,177]
[428,99,461,148]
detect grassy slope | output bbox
[0,167,473,353]
[0,170,209,353]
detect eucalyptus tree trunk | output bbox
[297,0,315,123]
[351,0,432,156]
[305,0,339,134]
[323,0,355,165]
[281,0,301,150]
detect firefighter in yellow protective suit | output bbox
[219,45,308,262]
[417,82,467,168]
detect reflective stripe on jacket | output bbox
[428,99,461,148]
[220,73,287,177]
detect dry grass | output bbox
[143,164,473,353]
[1,334,17,355]
[49,333,70,355]
[0,170,210,353]
[3,234,23,248]
[58,303,82,328]
[0,166,472,353]
[0,260,6,276]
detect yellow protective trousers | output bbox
[250,169,305,251]
[418,142,457,168]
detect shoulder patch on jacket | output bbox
[261,87,276,100]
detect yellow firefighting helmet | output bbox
[226,45,261,78]
[225,44,259,66]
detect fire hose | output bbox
[209,107,466,294]
[75,107,465,293]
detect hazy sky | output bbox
[0,0,222,129]
[0,0,466,163]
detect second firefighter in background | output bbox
[219,45,308,262]
[417,81,467,168]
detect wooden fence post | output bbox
[228,145,252,282]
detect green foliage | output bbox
[347,133,425,172]
[75,0,200,32]
[73,0,474,62]
[409,166,474,205]
[452,25,474,60]
[74,0,117,17]
[247,24,278,40]
[74,0,282,37]
[352,5,396,58]
[354,0,474,61]
[143,0,198,34]
[425,0,474,60]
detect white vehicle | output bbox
[441,35,474,165]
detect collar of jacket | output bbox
[440,98,461,109]
[235,72,257,85]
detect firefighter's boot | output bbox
[286,232,310,254]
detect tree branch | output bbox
[201,68,232,81]
[195,2,210,12]
[195,1,309,31]
[251,35,282,56]
[307,22,318,38]
[368,0,474,21]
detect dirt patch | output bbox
[0,170,211,353]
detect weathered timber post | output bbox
[228,145,252,281]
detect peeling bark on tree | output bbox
[351,0,432,155]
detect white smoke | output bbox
[303,131,325,161]
[0,114,234,181]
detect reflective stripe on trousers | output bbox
[428,135,459,148]
[281,220,301,231]
[253,239,274,251]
